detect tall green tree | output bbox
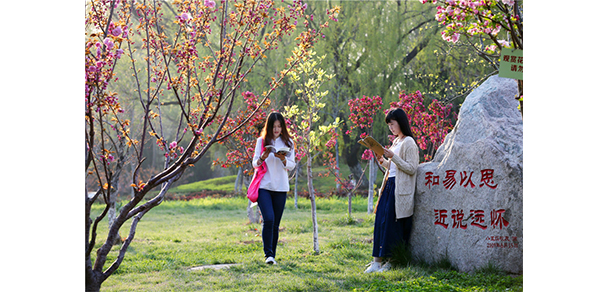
[307,0,441,182]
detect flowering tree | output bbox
[85,0,338,290]
[284,52,339,254]
[212,91,271,181]
[339,92,452,217]
[419,0,523,113]
[211,91,272,223]
[388,90,454,161]
[346,95,383,214]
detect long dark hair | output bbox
[385,108,415,141]
[260,112,293,148]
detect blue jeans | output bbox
[258,189,287,258]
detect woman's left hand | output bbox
[383,148,394,159]
[275,152,287,163]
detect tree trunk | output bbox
[247,200,260,224]
[367,159,377,214]
[107,200,122,245]
[348,161,368,189]
[294,161,299,209]
[335,142,340,192]
[234,166,243,194]
[85,248,102,292]
[518,79,523,116]
[341,123,369,188]
[307,154,320,254]
[85,273,102,292]
[348,190,353,218]
[244,174,260,224]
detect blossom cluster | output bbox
[389,91,454,161]
[212,91,271,176]
[345,95,383,161]
[420,0,521,54]
[85,0,136,176]
[347,95,383,138]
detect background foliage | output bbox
[103,0,495,200]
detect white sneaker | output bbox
[378,262,392,272]
[265,257,277,265]
[364,261,382,273]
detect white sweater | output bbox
[252,137,296,192]
[376,136,419,219]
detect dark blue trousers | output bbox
[372,177,413,258]
[258,189,287,258]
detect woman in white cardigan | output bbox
[364,108,419,273]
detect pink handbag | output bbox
[247,141,267,203]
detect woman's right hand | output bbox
[376,153,384,164]
[261,148,272,160]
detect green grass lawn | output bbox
[90,197,522,291]
[168,163,384,197]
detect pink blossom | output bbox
[178,12,192,22]
[441,31,460,43]
[169,141,178,149]
[498,39,510,48]
[204,0,215,8]
[501,0,515,5]
[116,49,124,58]
[103,37,114,50]
[361,149,374,161]
[484,44,497,52]
[111,27,123,37]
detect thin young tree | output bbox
[284,53,339,254]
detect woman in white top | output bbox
[364,108,419,273]
[252,112,296,265]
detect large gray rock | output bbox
[410,75,522,274]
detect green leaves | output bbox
[284,53,337,155]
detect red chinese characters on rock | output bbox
[442,170,457,189]
[425,169,498,190]
[451,209,468,229]
[470,209,487,230]
[425,172,440,188]
[490,209,509,230]
[459,171,476,188]
[434,209,509,230]
[479,169,498,189]
[434,209,449,229]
